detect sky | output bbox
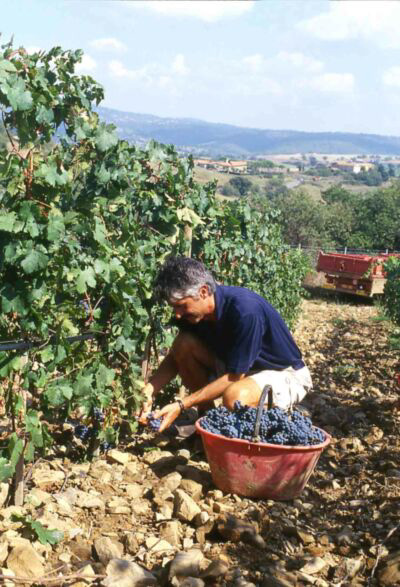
[3,0,400,135]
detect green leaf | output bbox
[45,384,73,406]
[94,125,118,152]
[21,248,49,274]
[76,267,96,293]
[36,105,54,125]
[30,521,64,545]
[94,219,107,246]
[11,514,63,545]
[74,373,93,397]
[96,364,115,389]
[9,434,24,469]
[37,163,68,187]
[0,285,26,314]
[39,348,55,363]
[47,214,65,242]
[4,78,33,110]
[4,243,18,263]
[0,59,17,73]
[0,458,14,482]
[96,164,111,184]
[109,257,125,277]
[25,442,35,463]
[0,211,17,232]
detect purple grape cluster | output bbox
[92,407,105,424]
[200,402,325,446]
[74,424,96,442]
[147,413,162,431]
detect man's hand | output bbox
[136,383,155,425]
[153,402,182,433]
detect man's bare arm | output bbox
[182,372,245,409]
[146,353,179,397]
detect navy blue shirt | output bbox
[182,285,304,374]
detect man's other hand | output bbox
[154,402,182,433]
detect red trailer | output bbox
[316,251,400,297]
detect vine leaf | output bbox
[11,514,64,545]
[76,267,96,293]
[3,78,33,111]
[21,248,49,274]
[94,125,118,152]
[0,211,17,231]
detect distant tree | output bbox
[377,163,389,182]
[309,156,317,166]
[220,182,240,197]
[350,185,400,250]
[265,176,289,199]
[388,163,396,177]
[354,168,384,187]
[323,201,355,248]
[254,159,274,169]
[227,176,253,197]
[270,191,330,248]
[322,186,356,205]
[316,166,332,177]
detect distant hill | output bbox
[98,106,400,156]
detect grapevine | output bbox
[0,39,308,502]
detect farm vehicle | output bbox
[316,251,400,298]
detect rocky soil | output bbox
[1,294,399,587]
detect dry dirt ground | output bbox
[1,294,400,587]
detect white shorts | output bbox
[249,366,312,410]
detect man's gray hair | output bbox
[154,256,216,302]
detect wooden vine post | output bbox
[13,373,26,506]
[184,223,193,258]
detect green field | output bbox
[194,166,392,202]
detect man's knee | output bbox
[223,379,262,411]
[223,382,250,411]
[171,332,199,363]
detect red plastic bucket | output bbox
[195,419,331,500]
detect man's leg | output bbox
[222,367,312,411]
[222,377,263,410]
[170,332,217,412]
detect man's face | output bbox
[169,286,212,323]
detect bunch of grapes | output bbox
[72,408,115,452]
[200,402,325,446]
[92,407,105,425]
[74,424,96,442]
[147,413,162,431]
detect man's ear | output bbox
[199,285,209,299]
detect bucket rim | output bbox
[195,417,331,451]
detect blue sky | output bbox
[3,1,400,135]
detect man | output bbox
[139,256,312,433]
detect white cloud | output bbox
[171,54,189,76]
[383,66,400,88]
[241,54,264,73]
[233,77,283,97]
[276,51,324,73]
[108,60,147,80]
[108,60,178,93]
[76,54,97,74]
[308,73,355,94]
[128,0,254,22]
[90,38,127,52]
[299,2,400,49]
